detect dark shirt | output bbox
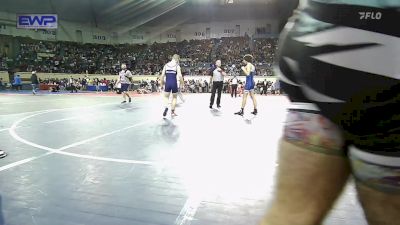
[31,74,39,84]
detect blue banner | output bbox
[17,14,58,29]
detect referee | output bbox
[209,60,226,109]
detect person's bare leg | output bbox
[261,140,350,225]
[171,94,177,110]
[250,91,258,112]
[126,92,131,102]
[163,92,170,106]
[241,92,248,108]
[162,92,171,116]
[261,110,351,225]
[349,149,400,225]
[235,92,248,115]
[356,184,400,225]
[171,93,178,116]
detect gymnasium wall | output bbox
[125,19,279,44]
[0,10,278,45]
[0,11,114,44]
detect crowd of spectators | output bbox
[37,76,161,94]
[10,35,278,76]
[181,78,280,95]
[4,70,281,95]
[38,76,114,92]
[216,37,251,67]
[0,55,8,71]
[34,76,280,94]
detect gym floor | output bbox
[0,92,367,225]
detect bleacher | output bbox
[2,35,278,77]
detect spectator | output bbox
[68,76,78,93]
[30,70,39,95]
[230,75,238,98]
[262,79,268,95]
[13,74,22,91]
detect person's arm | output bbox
[177,66,184,89]
[219,68,227,76]
[127,70,133,83]
[115,74,121,86]
[159,66,166,87]
[241,64,251,76]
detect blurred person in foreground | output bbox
[261,1,400,225]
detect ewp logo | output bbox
[17,14,58,29]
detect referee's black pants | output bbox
[210,81,223,107]
[231,84,238,98]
